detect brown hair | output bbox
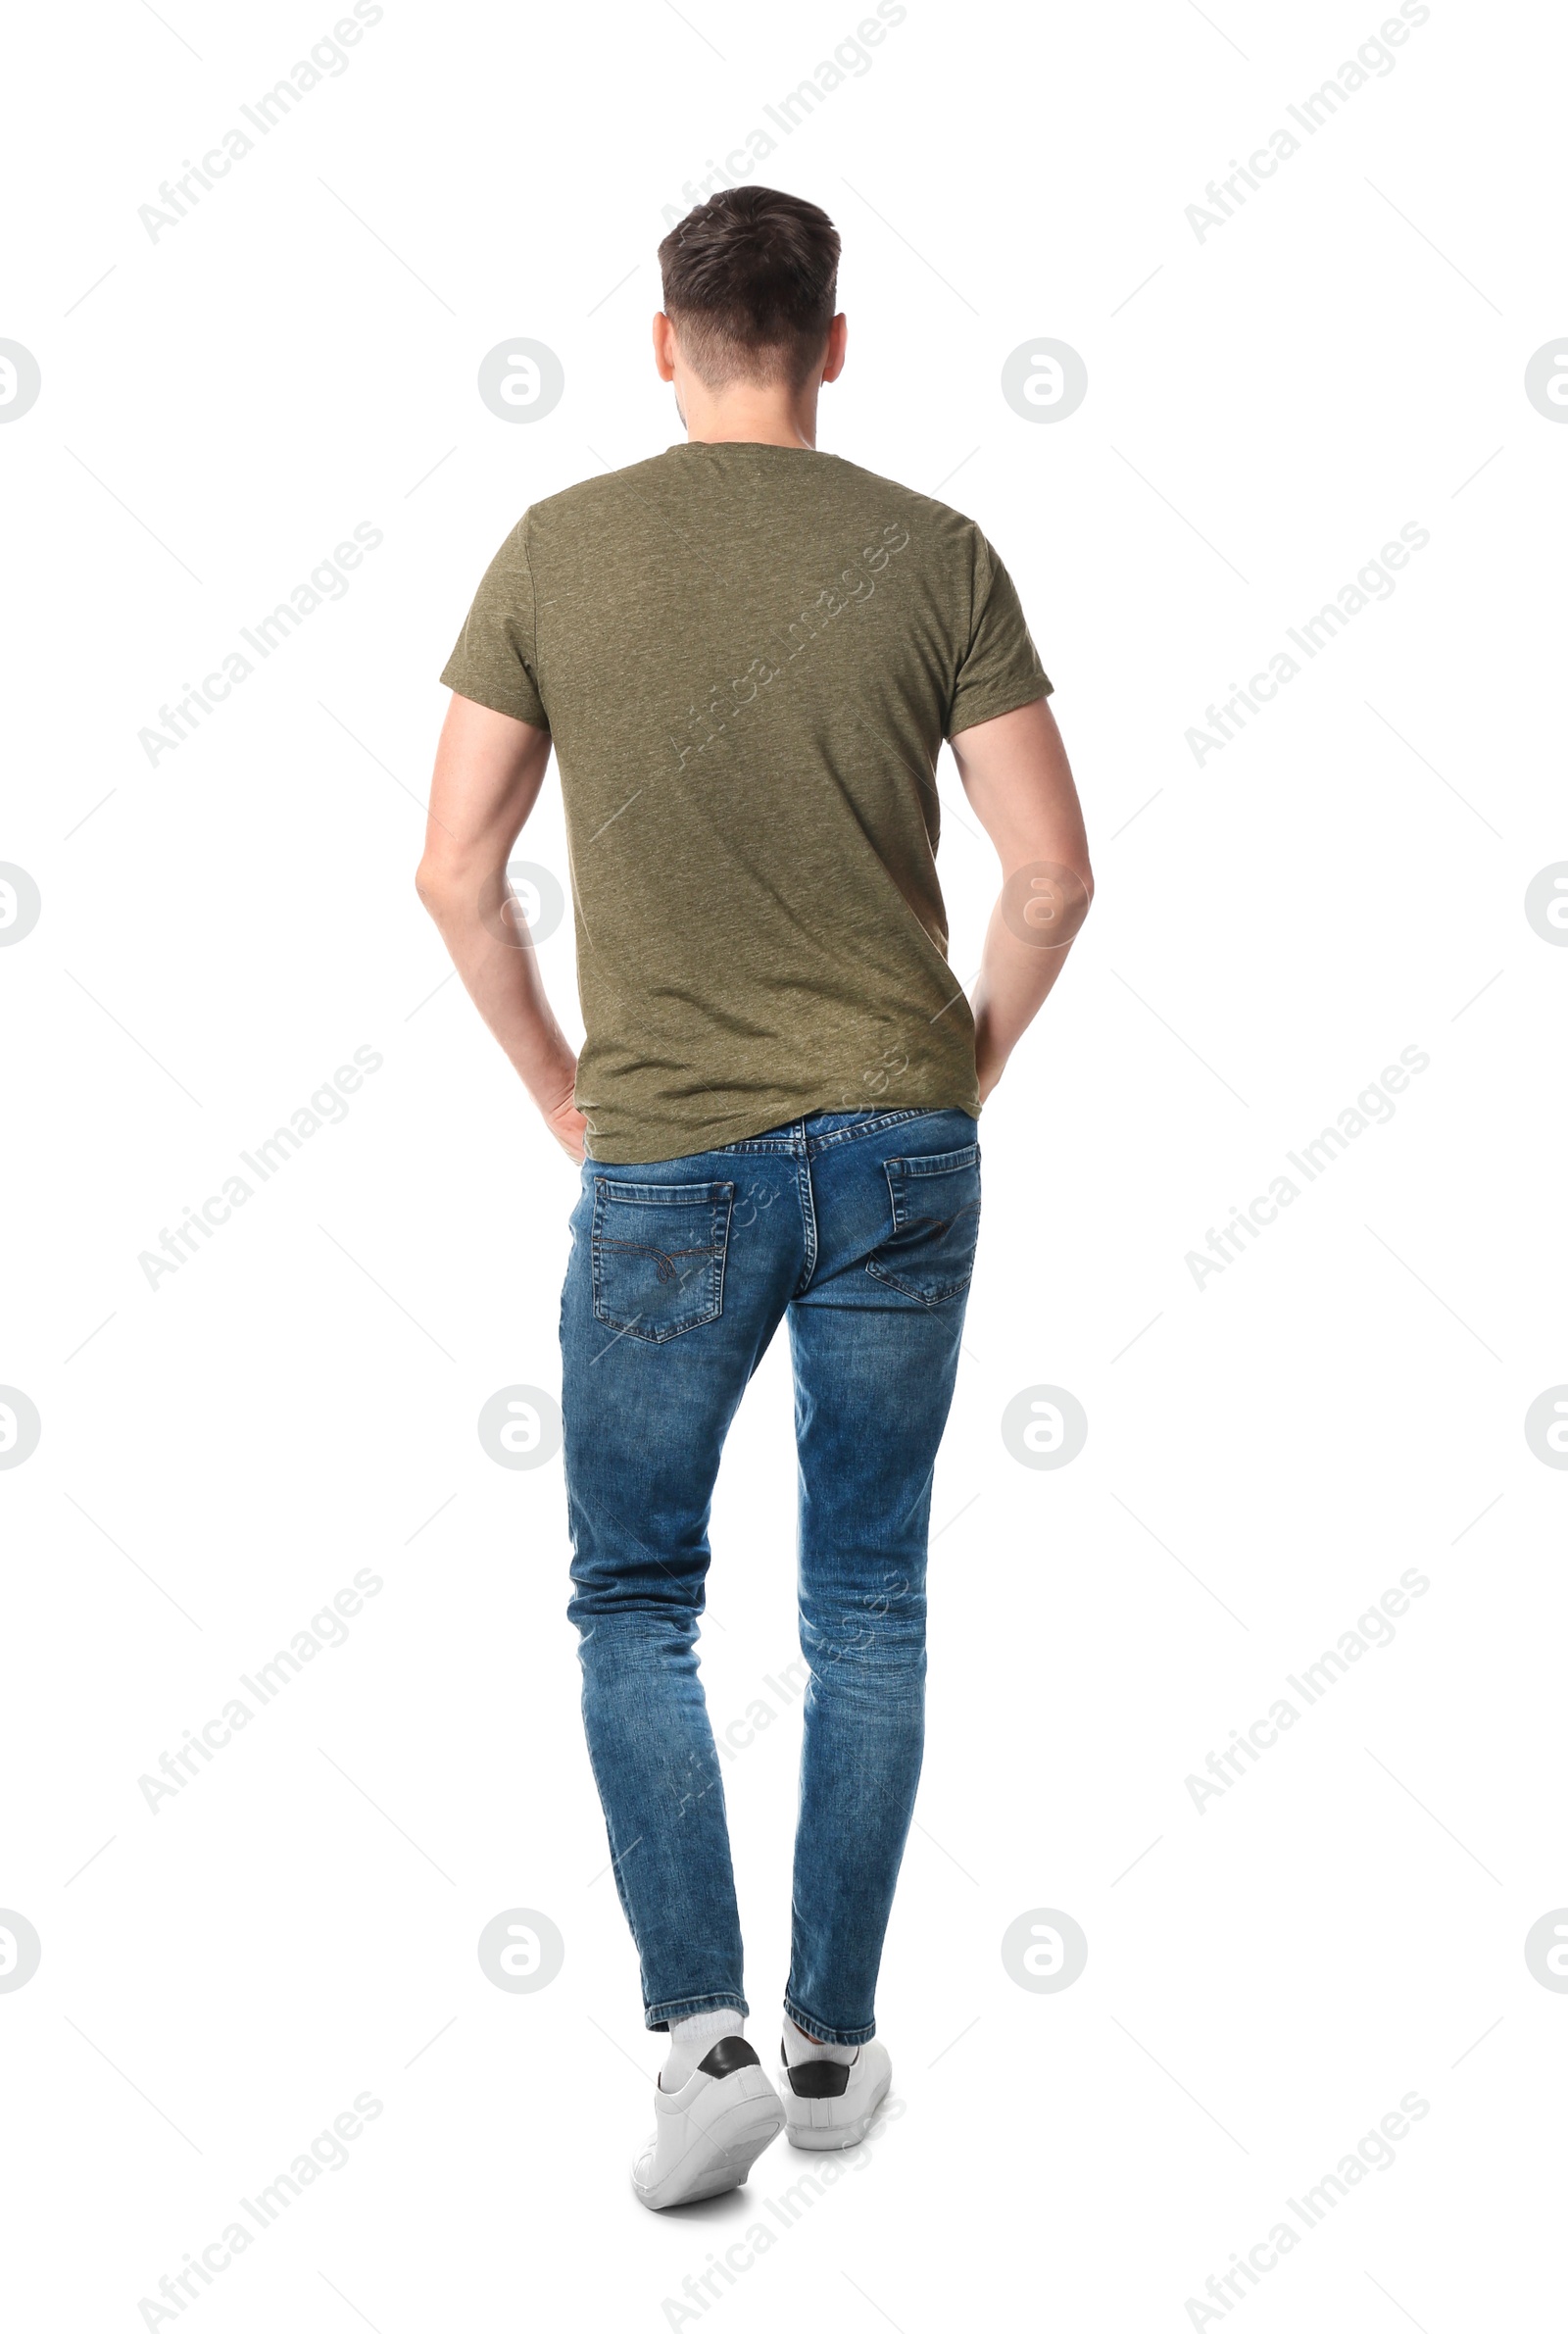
[658,186,841,391]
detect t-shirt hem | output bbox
[946,675,1053,741]
[582,1089,980,1166]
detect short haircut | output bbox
[658,186,841,391]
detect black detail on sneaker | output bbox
[698,2036,761,2078]
[779,2043,854,2098]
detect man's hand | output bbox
[543,1088,589,1165]
[949,697,1093,1104]
[416,694,585,1161]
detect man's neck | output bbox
[679,391,821,450]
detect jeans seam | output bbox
[793,1146,818,1296]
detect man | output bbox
[418,186,1092,2209]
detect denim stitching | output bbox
[590,1185,732,1341]
[793,1144,818,1296]
[805,1107,932,1157]
[865,1151,982,1307]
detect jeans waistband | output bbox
[714,1108,943,1158]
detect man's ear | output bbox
[652,312,677,383]
[820,314,849,385]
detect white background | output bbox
[4,0,1565,2326]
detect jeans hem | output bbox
[646,1990,750,2032]
[783,1996,876,2047]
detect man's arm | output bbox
[949,696,1093,1103]
[415,692,587,1163]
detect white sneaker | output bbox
[779,2039,892,2150]
[632,2037,786,2210]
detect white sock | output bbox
[661,2008,745,2091]
[781,2014,857,2068]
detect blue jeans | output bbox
[561,1107,980,2046]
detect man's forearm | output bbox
[968,861,1091,1101]
[416,698,588,1162]
[949,699,1094,1102]
[418,882,577,1112]
[969,906,1074,1101]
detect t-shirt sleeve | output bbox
[439,512,550,729]
[945,532,1052,740]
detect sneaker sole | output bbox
[635,2088,786,2210]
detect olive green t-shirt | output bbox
[440,442,1050,1163]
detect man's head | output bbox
[655,186,844,422]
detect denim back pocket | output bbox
[591,1178,734,1343]
[866,1143,981,1306]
